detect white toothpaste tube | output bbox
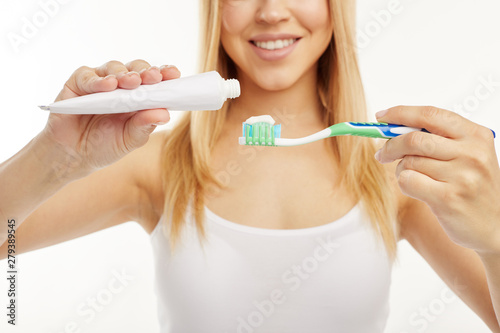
[40,71,240,114]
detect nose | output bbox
[256,0,291,25]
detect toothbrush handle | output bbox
[343,122,496,139]
[341,122,425,139]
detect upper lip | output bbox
[249,33,301,42]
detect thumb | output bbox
[124,108,170,151]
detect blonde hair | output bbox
[160,0,398,258]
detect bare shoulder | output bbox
[127,129,169,234]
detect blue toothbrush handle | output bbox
[376,123,428,139]
[345,122,496,139]
[344,122,427,139]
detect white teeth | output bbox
[254,38,296,50]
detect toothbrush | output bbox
[239,119,496,147]
[236,118,416,147]
[239,115,496,147]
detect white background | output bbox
[1,0,500,332]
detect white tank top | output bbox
[150,203,392,333]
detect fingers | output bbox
[57,66,117,101]
[124,60,181,82]
[94,60,181,88]
[397,169,446,206]
[95,60,140,89]
[376,105,484,140]
[395,156,452,183]
[123,108,171,151]
[376,131,458,164]
[60,60,181,102]
[125,60,161,85]
[95,59,130,77]
[159,65,181,81]
[125,59,152,73]
[375,104,498,210]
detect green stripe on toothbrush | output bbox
[328,122,387,139]
[262,124,268,146]
[267,124,273,146]
[245,124,251,145]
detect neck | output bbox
[226,68,325,134]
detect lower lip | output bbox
[249,39,300,61]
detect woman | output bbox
[1,0,500,331]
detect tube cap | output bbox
[224,79,241,99]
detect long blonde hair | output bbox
[160,0,398,258]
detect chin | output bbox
[250,70,300,92]
[258,81,293,92]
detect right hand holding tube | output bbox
[41,60,180,177]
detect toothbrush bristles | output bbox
[242,122,281,146]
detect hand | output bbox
[41,60,180,177]
[375,106,500,255]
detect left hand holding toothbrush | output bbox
[374,105,500,255]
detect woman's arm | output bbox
[376,105,500,330]
[0,131,82,244]
[0,130,165,258]
[480,254,500,330]
[0,59,177,255]
[399,195,500,331]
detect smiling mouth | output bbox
[250,38,300,51]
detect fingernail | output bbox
[149,66,160,72]
[116,71,128,78]
[160,65,178,71]
[153,121,168,126]
[375,109,388,119]
[126,71,140,77]
[374,149,382,162]
[101,74,116,80]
